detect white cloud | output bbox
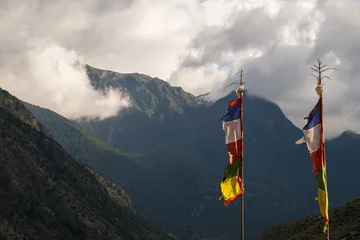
[0,39,129,120]
[168,0,360,138]
[1,0,360,136]
[0,0,132,119]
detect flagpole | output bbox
[319,60,329,240]
[236,67,245,240]
[319,63,330,240]
[310,59,337,240]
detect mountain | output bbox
[87,65,198,117]
[255,197,360,240]
[24,65,360,240]
[24,101,238,240]
[25,78,310,239]
[76,65,201,154]
[84,64,319,220]
[0,88,175,240]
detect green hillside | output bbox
[256,198,360,240]
[0,88,50,136]
[0,89,175,240]
[25,102,237,240]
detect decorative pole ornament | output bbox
[236,85,245,97]
[315,84,324,97]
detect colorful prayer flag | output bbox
[220,97,244,206]
[296,97,329,231]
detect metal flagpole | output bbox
[224,66,247,240]
[310,59,338,240]
[236,67,245,240]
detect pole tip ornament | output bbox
[315,85,323,97]
[236,85,245,97]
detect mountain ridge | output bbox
[0,88,51,137]
[0,88,176,240]
[86,65,199,118]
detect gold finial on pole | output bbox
[235,66,245,97]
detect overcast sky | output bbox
[0,0,358,137]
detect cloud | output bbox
[0,0,242,120]
[168,0,360,138]
[0,0,131,120]
[0,39,129,120]
[168,0,320,96]
[0,0,360,135]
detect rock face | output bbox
[0,88,175,240]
